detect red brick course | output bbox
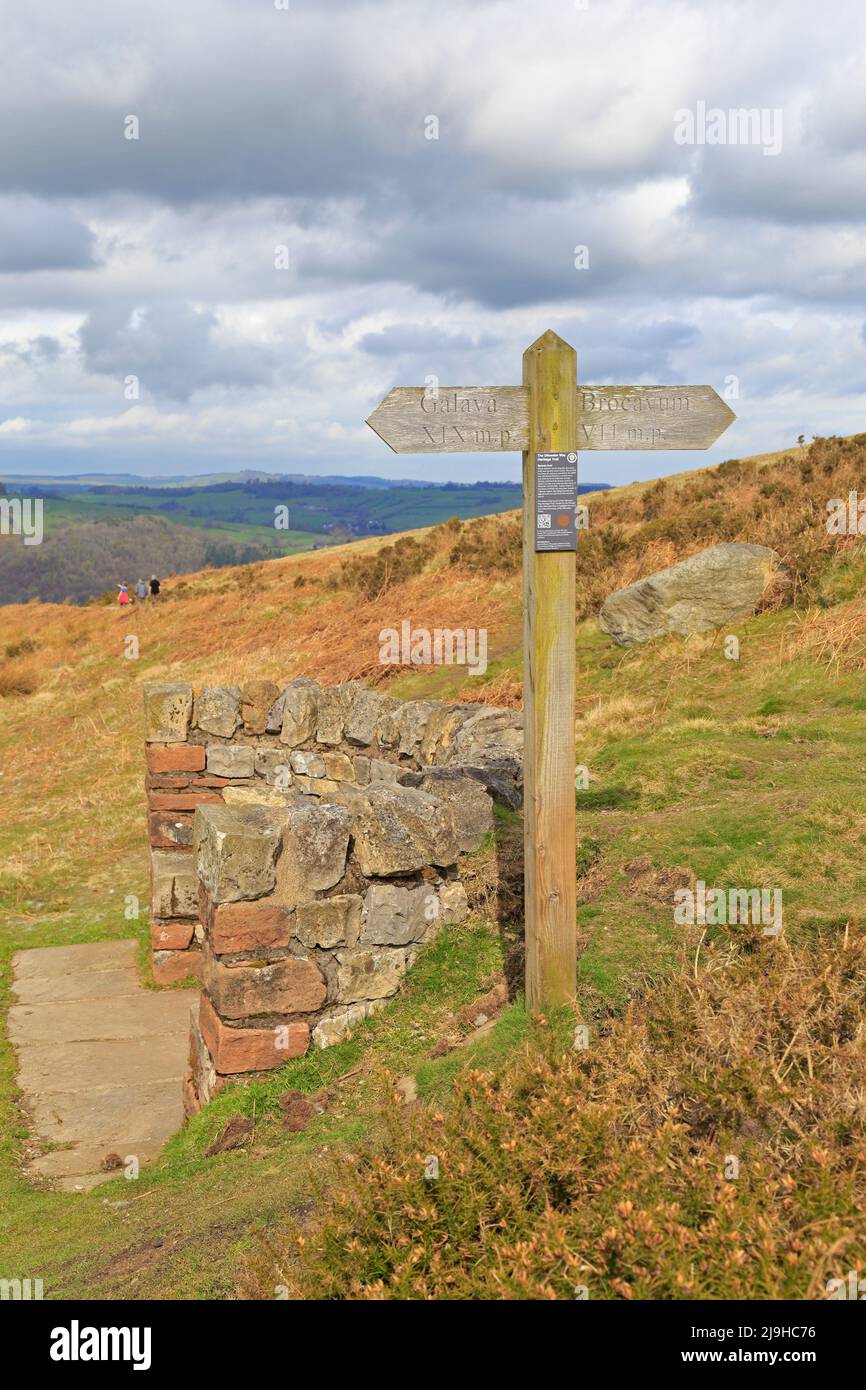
[198,992,308,1072]
[146,745,207,773]
[152,947,202,985]
[150,919,195,950]
[201,895,293,953]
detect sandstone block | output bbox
[315,681,359,745]
[150,919,195,950]
[241,679,279,734]
[360,882,434,946]
[203,949,326,1019]
[223,785,299,809]
[145,772,190,790]
[148,811,194,849]
[295,895,362,949]
[279,678,321,747]
[394,699,438,756]
[266,686,288,733]
[439,880,469,925]
[209,902,293,954]
[322,751,354,781]
[274,803,351,906]
[194,686,241,737]
[195,803,285,903]
[151,848,198,919]
[335,947,408,1004]
[452,707,523,765]
[143,682,193,743]
[344,686,399,746]
[312,999,384,1049]
[152,947,202,985]
[420,704,479,765]
[146,744,206,773]
[289,749,326,777]
[352,784,459,876]
[254,749,293,785]
[206,745,255,778]
[148,790,223,811]
[398,768,493,853]
[369,758,400,784]
[199,992,308,1072]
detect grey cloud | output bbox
[0,196,97,272]
[2,0,865,481]
[1,334,63,364]
[358,325,497,356]
[77,301,277,401]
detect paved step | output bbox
[9,940,193,1193]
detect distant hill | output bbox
[2,467,612,491]
[0,514,279,605]
[0,472,610,605]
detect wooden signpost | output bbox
[366,330,736,1010]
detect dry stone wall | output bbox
[142,677,523,1110]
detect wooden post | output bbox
[365,338,735,1012]
[522,330,577,1010]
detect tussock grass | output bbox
[0,657,41,698]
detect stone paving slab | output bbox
[15,1035,187,1093]
[9,940,194,1193]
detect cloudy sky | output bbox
[1,0,865,484]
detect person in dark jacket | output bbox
[149,575,161,600]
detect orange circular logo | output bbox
[555,512,570,527]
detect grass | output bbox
[0,916,517,1298]
[2,434,866,1297]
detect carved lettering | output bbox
[581,391,690,414]
[420,392,499,416]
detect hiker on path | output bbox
[149,575,161,601]
[134,578,149,603]
[116,583,130,607]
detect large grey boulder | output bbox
[599,543,778,647]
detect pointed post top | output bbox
[524,329,576,357]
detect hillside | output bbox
[0,513,302,606]
[1,434,866,1298]
[0,474,558,604]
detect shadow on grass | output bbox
[577,784,640,812]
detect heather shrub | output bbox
[243,925,866,1300]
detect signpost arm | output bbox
[522,330,577,1010]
